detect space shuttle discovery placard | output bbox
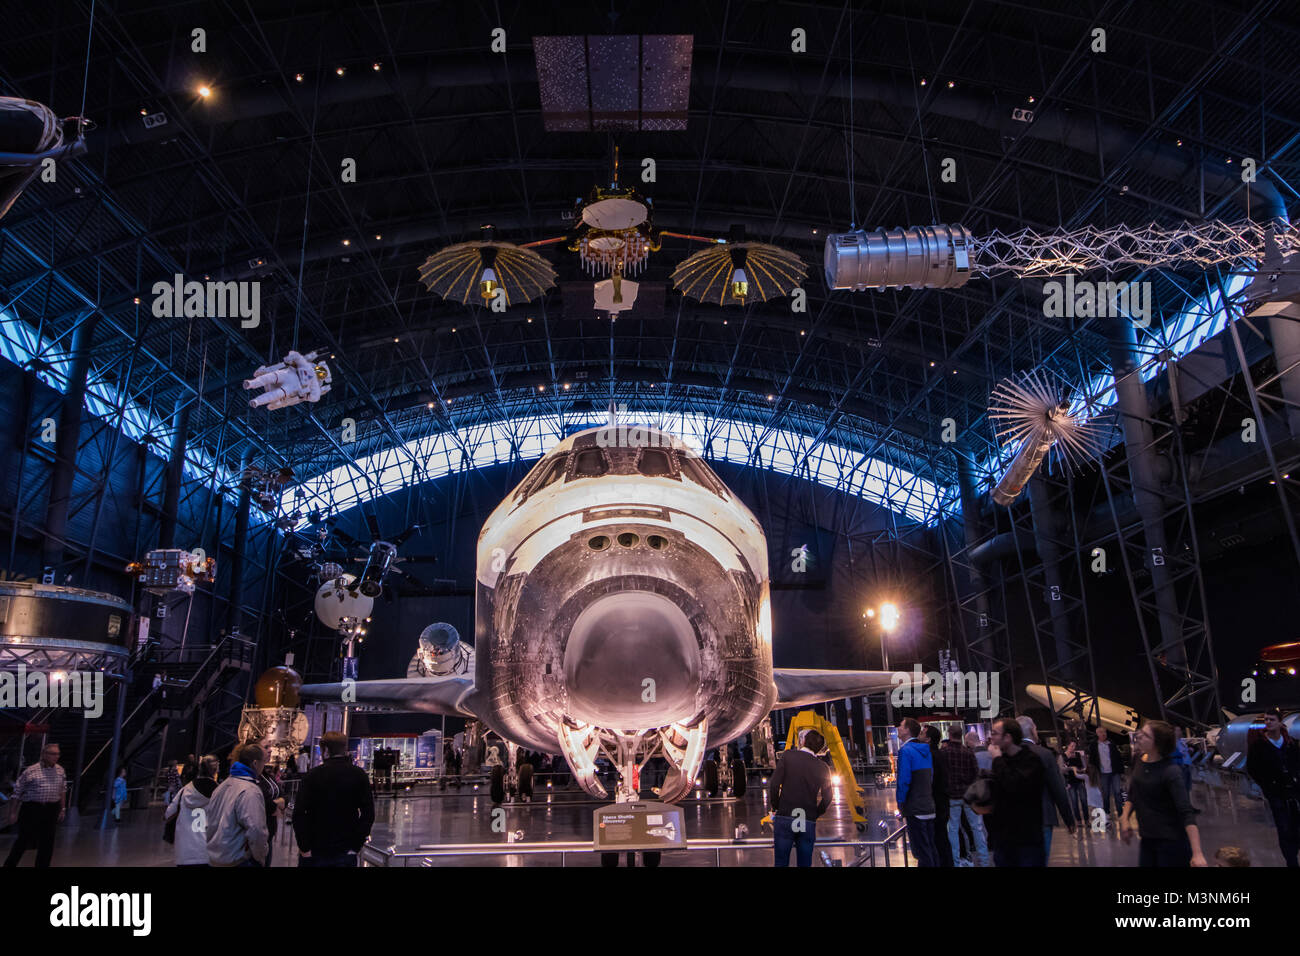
[593,801,687,852]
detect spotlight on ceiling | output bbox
[197,85,212,99]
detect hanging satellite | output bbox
[672,225,807,305]
[987,370,1107,506]
[567,146,660,278]
[418,225,557,308]
[0,96,88,221]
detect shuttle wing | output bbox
[771,668,901,710]
[299,678,479,718]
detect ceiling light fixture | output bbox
[197,85,212,99]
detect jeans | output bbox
[3,801,59,868]
[1043,825,1054,860]
[1266,795,1300,867]
[773,815,816,867]
[993,841,1046,867]
[1139,836,1191,867]
[905,815,938,867]
[947,802,990,866]
[300,850,359,867]
[1099,772,1124,817]
[1066,782,1087,829]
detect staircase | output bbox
[2,636,254,812]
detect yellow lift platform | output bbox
[761,709,867,830]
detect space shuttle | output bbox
[301,425,902,803]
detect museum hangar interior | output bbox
[1,0,1299,869]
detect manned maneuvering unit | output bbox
[302,426,899,804]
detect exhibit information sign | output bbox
[592,801,687,852]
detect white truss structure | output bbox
[283,411,951,525]
[972,219,1300,278]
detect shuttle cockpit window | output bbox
[570,448,609,479]
[514,452,569,503]
[539,454,569,488]
[636,447,677,478]
[680,454,729,498]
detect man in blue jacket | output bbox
[896,717,938,867]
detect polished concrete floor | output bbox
[2,776,1288,867]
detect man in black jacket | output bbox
[1089,727,1127,823]
[294,732,375,867]
[1246,709,1300,867]
[925,725,953,866]
[1017,716,1076,860]
[768,729,833,867]
[985,718,1047,866]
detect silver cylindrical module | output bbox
[824,224,974,290]
[991,433,1053,506]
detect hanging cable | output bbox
[845,4,856,229]
[79,0,97,123]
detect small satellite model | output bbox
[406,623,473,678]
[127,549,216,595]
[243,350,332,410]
[236,666,310,769]
[242,464,295,513]
[987,369,1107,506]
[314,572,374,635]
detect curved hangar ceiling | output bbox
[1,1,1297,524]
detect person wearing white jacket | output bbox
[204,744,269,867]
[164,756,219,866]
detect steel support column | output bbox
[227,454,252,633]
[41,313,98,570]
[1106,319,1186,671]
[158,398,192,549]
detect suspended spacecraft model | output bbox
[416,150,810,319]
[313,572,374,638]
[0,96,87,221]
[672,226,807,306]
[417,224,557,308]
[987,370,1107,505]
[244,350,332,410]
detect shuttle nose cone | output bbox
[563,591,700,728]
